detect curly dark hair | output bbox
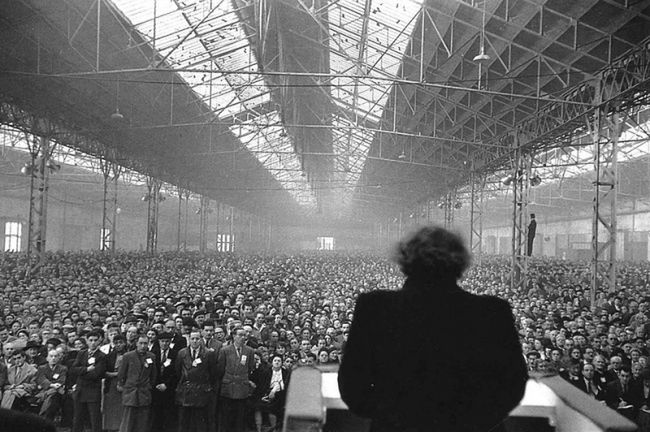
[392,226,471,280]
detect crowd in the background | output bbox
[1,251,650,431]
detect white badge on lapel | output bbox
[192,358,202,367]
[88,357,95,365]
[169,342,175,349]
[53,373,60,380]
[240,354,247,366]
[163,359,171,368]
[145,358,153,368]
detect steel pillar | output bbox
[26,133,54,277]
[590,82,620,302]
[443,190,455,229]
[145,177,162,254]
[510,136,532,292]
[229,206,234,252]
[469,171,485,264]
[176,186,184,251]
[199,195,209,253]
[100,159,121,252]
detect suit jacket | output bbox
[217,344,256,399]
[35,364,67,393]
[573,377,607,401]
[153,348,177,406]
[203,338,222,353]
[175,346,217,407]
[71,349,106,402]
[338,277,528,432]
[117,351,157,407]
[169,334,187,354]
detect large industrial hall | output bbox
[0,0,649,431]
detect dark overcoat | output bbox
[338,276,528,432]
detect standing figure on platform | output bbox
[527,213,537,256]
[117,335,157,432]
[338,226,528,432]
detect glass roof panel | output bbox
[327,0,422,201]
[230,111,317,210]
[110,0,315,208]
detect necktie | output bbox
[236,347,241,358]
[587,380,592,395]
[162,350,167,365]
[192,349,197,360]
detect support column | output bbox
[590,83,619,303]
[444,190,456,229]
[100,159,121,252]
[510,135,532,292]
[469,170,485,264]
[199,195,209,254]
[229,206,234,252]
[26,132,55,278]
[176,186,184,251]
[145,177,162,254]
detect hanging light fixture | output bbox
[110,80,125,121]
[473,0,491,89]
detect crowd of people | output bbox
[0,250,649,431]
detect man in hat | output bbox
[117,335,157,432]
[152,332,178,432]
[25,341,46,366]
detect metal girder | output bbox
[590,81,620,302]
[99,158,121,252]
[199,195,209,253]
[469,169,485,265]
[25,131,55,278]
[510,138,532,293]
[479,44,650,175]
[145,176,162,254]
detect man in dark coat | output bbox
[338,226,528,432]
[152,332,179,432]
[117,335,157,432]
[217,326,256,432]
[175,330,217,432]
[71,330,106,432]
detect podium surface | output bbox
[284,367,638,432]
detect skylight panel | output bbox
[327,1,422,205]
[111,0,317,208]
[231,112,317,210]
